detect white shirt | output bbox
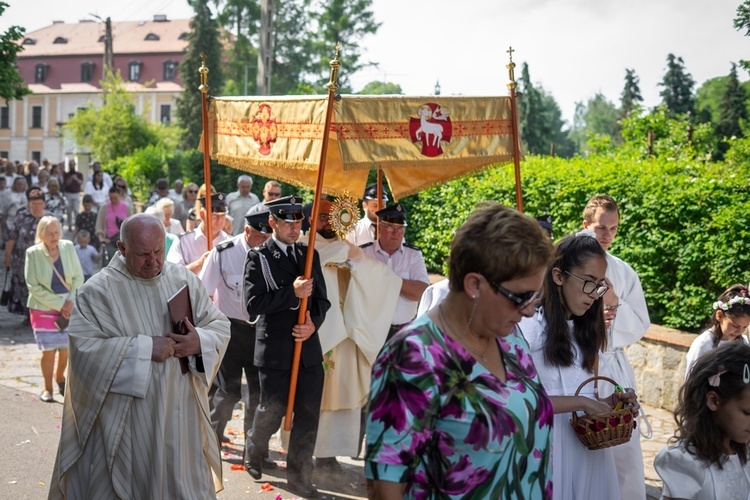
[166,225,231,267]
[417,278,450,316]
[605,252,650,348]
[86,171,113,190]
[226,191,260,235]
[684,329,748,379]
[199,233,250,321]
[361,240,429,325]
[166,218,183,235]
[346,217,377,246]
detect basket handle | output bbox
[570,375,620,423]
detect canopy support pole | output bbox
[284,44,342,431]
[506,47,524,213]
[199,54,214,246]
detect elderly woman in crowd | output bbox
[95,186,133,262]
[365,202,555,499]
[25,216,84,402]
[174,181,198,229]
[155,197,184,234]
[5,186,50,317]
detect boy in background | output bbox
[75,230,99,281]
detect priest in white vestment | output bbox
[48,214,230,499]
[300,202,402,461]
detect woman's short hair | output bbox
[155,197,175,210]
[449,202,554,291]
[35,215,61,244]
[47,177,60,188]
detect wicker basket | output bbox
[569,375,637,451]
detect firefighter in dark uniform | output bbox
[242,195,330,498]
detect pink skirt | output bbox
[29,309,69,351]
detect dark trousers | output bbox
[246,363,324,481]
[210,319,260,439]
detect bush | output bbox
[409,154,750,332]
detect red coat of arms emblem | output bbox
[251,103,278,156]
[409,103,452,157]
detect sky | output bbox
[2,0,747,124]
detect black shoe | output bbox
[287,477,318,498]
[262,456,278,470]
[245,461,262,480]
[57,379,65,397]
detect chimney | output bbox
[52,20,64,24]
[153,14,168,22]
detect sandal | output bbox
[40,391,54,403]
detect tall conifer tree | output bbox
[620,69,643,117]
[717,63,747,139]
[176,0,225,151]
[659,54,695,117]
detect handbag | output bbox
[47,254,72,328]
[0,267,10,306]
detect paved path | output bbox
[0,266,669,499]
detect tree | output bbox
[0,2,31,102]
[176,0,225,151]
[309,0,381,92]
[358,80,402,94]
[659,54,695,117]
[620,68,643,117]
[270,0,317,95]
[717,63,748,140]
[63,71,174,163]
[215,0,259,95]
[734,0,750,72]
[517,63,574,156]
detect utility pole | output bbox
[104,17,113,73]
[257,0,274,95]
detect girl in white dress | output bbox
[685,284,750,379]
[521,230,639,500]
[655,342,750,499]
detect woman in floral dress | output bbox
[365,203,555,499]
[5,187,50,317]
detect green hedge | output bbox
[408,155,750,332]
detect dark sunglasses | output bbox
[483,275,540,309]
[187,189,198,194]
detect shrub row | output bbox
[406,155,750,332]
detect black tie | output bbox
[371,222,377,239]
[286,245,296,264]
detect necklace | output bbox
[438,303,490,363]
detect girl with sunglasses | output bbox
[520,230,639,500]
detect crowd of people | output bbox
[2,155,747,499]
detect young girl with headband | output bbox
[656,341,750,499]
[685,284,750,379]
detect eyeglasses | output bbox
[267,191,281,197]
[483,275,540,309]
[380,222,406,234]
[187,190,198,194]
[318,213,330,221]
[564,271,609,298]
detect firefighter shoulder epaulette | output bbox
[216,240,234,252]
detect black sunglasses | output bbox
[483,275,540,309]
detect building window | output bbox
[0,106,8,129]
[31,106,42,129]
[53,37,68,44]
[31,151,41,164]
[178,32,188,40]
[163,60,177,81]
[0,151,7,159]
[160,104,171,125]
[128,61,142,82]
[22,38,36,45]
[34,63,48,83]
[145,33,160,41]
[81,61,95,82]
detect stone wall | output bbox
[625,325,697,412]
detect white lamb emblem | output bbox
[415,105,447,147]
